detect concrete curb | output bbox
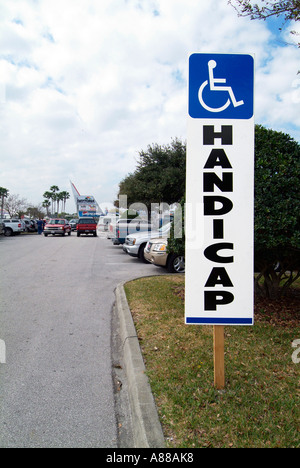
[115,281,165,448]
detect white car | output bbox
[1,218,23,236]
[123,222,171,262]
[98,215,118,232]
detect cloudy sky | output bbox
[0,0,299,213]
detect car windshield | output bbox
[78,218,96,224]
[49,219,65,225]
[158,222,171,233]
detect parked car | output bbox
[44,219,72,237]
[107,219,118,239]
[76,217,98,237]
[98,216,115,232]
[144,237,185,273]
[112,219,153,245]
[69,219,78,231]
[123,222,171,262]
[1,218,23,236]
[23,219,37,232]
[109,218,133,241]
[108,218,136,240]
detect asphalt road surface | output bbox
[0,231,163,448]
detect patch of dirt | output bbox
[172,284,300,327]
[254,289,300,326]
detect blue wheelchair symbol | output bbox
[189,54,254,119]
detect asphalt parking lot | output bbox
[0,232,163,448]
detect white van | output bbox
[98,216,118,232]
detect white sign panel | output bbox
[186,53,255,326]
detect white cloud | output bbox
[0,0,299,212]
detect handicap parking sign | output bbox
[189,53,254,119]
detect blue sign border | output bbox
[186,317,254,325]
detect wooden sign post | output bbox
[213,326,225,390]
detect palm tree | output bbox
[42,199,51,217]
[43,191,53,214]
[56,192,64,215]
[60,191,70,213]
[0,187,9,218]
[50,186,59,215]
[43,186,70,215]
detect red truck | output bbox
[44,219,71,237]
[76,217,98,237]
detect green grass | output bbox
[124,275,300,448]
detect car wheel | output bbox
[138,243,148,262]
[167,254,185,273]
[77,232,80,237]
[44,233,48,237]
[4,228,13,237]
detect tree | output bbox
[0,187,9,218]
[59,191,70,213]
[42,199,51,216]
[43,191,53,214]
[116,138,186,211]
[166,126,299,299]
[254,125,300,298]
[167,197,185,256]
[4,194,28,217]
[44,187,70,215]
[26,204,45,219]
[56,192,64,214]
[229,0,300,48]
[50,185,60,215]
[120,209,140,220]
